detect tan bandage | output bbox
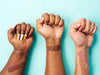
[47,46,61,51]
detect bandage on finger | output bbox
[23,24,31,40]
[20,23,26,40]
[27,27,35,39]
[17,33,21,40]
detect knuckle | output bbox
[82,18,86,20]
[27,24,31,27]
[87,20,91,23]
[92,22,95,25]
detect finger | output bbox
[16,24,21,40]
[89,22,95,33]
[27,27,35,39]
[48,14,55,25]
[42,13,50,24]
[91,25,98,34]
[70,23,81,38]
[71,23,81,32]
[58,19,64,26]
[36,18,44,32]
[20,22,26,40]
[55,15,61,25]
[82,20,91,33]
[8,25,16,39]
[23,24,31,40]
[78,18,86,31]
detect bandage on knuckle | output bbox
[47,46,61,51]
[8,62,25,72]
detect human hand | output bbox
[8,22,35,52]
[70,18,98,49]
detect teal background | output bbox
[0,0,100,75]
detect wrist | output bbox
[76,46,89,65]
[46,38,61,46]
[46,38,61,51]
[14,48,29,54]
[76,46,89,53]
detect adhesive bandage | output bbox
[17,33,21,40]
[23,34,27,40]
[27,34,31,39]
[8,62,25,72]
[20,34,24,40]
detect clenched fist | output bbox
[36,13,64,40]
[70,18,98,49]
[8,23,35,52]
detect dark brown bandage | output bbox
[8,62,25,72]
[47,46,61,51]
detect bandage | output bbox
[23,34,27,40]
[8,62,25,72]
[27,34,31,39]
[20,34,24,40]
[77,51,89,65]
[17,33,20,40]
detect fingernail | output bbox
[27,34,31,39]
[20,34,24,40]
[23,34,27,40]
[11,24,17,29]
[17,33,21,40]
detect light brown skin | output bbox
[36,13,66,75]
[70,18,98,75]
[0,23,35,75]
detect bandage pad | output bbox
[17,33,21,40]
[8,62,25,72]
[47,46,61,51]
[23,34,27,40]
[77,51,89,65]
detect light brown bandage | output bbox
[8,62,25,72]
[77,51,89,65]
[47,46,61,51]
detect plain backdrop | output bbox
[0,0,100,75]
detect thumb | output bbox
[36,17,44,31]
[8,25,16,39]
[71,23,81,32]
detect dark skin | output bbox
[70,18,98,75]
[0,23,35,75]
[36,13,66,75]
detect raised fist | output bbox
[8,23,35,52]
[70,18,98,48]
[36,13,64,40]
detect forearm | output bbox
[45,39,66,75]
[75,47,90,75]
[0,49,29,75]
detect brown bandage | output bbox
[8,62,25,72]
[47,46,61,51]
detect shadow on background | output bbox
[24,33,37,75]
[89,34,97,75]
[62,16,71,75]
